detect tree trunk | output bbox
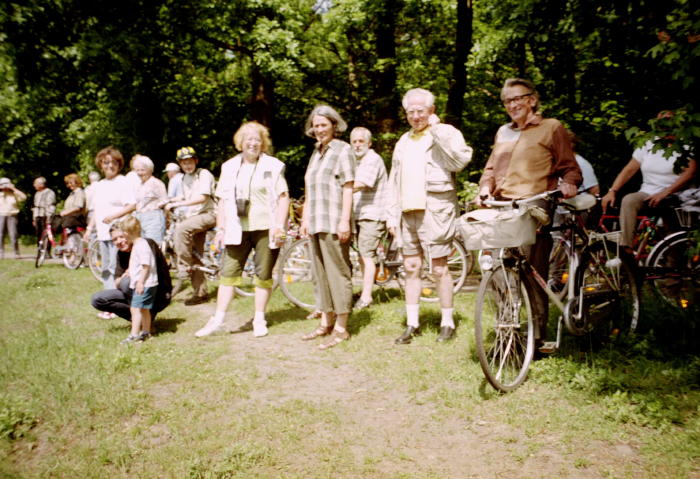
[250,67,274,129]
[445,0,473,130]
[374,0,400,133]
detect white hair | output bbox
[402,88,435,109]
[132,155,154,173]
[350,127,372,142]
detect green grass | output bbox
[0,260,698,478]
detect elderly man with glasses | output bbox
[387,88,473,345]
[477,78,582,354]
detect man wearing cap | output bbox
[31,177,56,246]
[164,147,216,305]
[0,178,28,259]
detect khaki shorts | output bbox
[356,219,386,262]
[400,191,457,259]
[221,230,279,289]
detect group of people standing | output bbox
[5,77,693,350]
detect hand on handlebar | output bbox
[558,182,578,199]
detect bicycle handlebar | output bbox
[483,190,562,208]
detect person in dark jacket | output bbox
[91,221,172,322]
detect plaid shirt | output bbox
[353,149,388,221]
[304,139,355,234]
[32,188,56,219]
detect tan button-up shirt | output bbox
[480,115,582,199]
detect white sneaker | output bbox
[195,317,223,337]
[252,320,268,338]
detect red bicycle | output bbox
[35,216,86,269]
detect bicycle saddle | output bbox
[560,192,596,212]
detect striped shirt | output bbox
[304,139,355,234]
[353,149,389,221]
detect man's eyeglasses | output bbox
[502,93,533,107]
[405,108,428,116]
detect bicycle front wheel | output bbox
[474,264,534,392]
[35,233,49,268]
[62,233,84,269]
[87,238,103,282]
[647,231,699,310]
[277,238,315,310]
[573,239,640,337]
[548,236,571,301]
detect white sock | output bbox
[440,308,455,329]
[212,311,226,324]
[253,311,266,324]
[406,304,420,328]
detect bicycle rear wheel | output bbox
[414,238,469,302]
[573,239,640,336]
[62,233,84,269]
[474,264,534,392]
[277,238,315,310]
[87,238,103,282]
[647,231,699,310]
[35,233,49,268]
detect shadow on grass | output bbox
[154,317,187,335]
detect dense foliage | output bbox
[1,0,697,228]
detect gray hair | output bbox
[401,88,435,109]
[304,104,347,138]
[132,154,154,173]
[501,78,540,112]
[350,127,372,142]
[34,176,47,185]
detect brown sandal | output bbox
[319,330,350,350]
[301,324,333,341]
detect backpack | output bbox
[146,238,172,313]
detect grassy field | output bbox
[1,259,698,478]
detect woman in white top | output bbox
[195,121,290,338]
[85,147,136,289]
[601,140,696,247]
[131,155,168,244]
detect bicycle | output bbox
[35,216,86,269]
[277,231,471,310]
[161,210,257,297]
[468,191,640,392]
[644,207,700,309]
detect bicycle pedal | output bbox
[537,342,557,354]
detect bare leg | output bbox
[216,285,235,314]
[130,307,142,336]
[403,253,423,305]
[359,256,376,304]
[254,286,271,313]
[141,309,152,335]
[433,256,453,309]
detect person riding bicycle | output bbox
[477,78,582,353]
[163,146,217,305]
[600,112,697,252]
[51,173,87,235]
[31,176,56,248]
[350,126,389,311]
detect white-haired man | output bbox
[32,176,56,246]
[350,127,389,310]
[387,88,473,344]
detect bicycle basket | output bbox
[458,206,538,250]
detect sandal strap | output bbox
[318,330,350,350]
[301,324,333,341]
